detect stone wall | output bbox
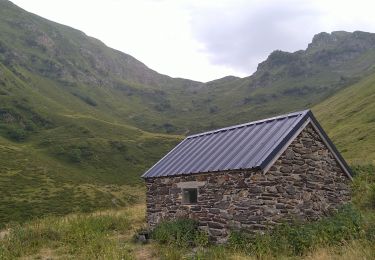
[145,124,351,243]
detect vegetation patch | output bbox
[150,165,375,259]
[228,204,361,257]
[0,166,374,259]
[352,164,375,209]
[0,206,146,259]
[72,92,98,107]
[151,219,209,247]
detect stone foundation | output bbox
[145,124,351,243]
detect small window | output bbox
[182,188,198,204]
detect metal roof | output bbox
[142,110,351,178]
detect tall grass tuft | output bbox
[352,164,375,209]
[151,218,209,247]
[0,212,133,259]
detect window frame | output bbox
[181,188,198,205]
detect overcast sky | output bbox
[11,0,375,82]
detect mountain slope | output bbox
[0,0,205,133]
[196,31,375,131]
[313,71,375,165]
[2,0,375,135]
[0,52,180,226]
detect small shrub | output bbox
[109,140,128,152]
[6,126,27,141]
[227,230,251,251]
[154,101,171,112]
[209,106,219,114]
[194,229,209,247]
[151,219,209,247]
[162,123,177,134]
[69,148,82,163]
[352,164,375,209]
[72,92,98,107]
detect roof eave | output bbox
[142,166,262,180]
[141,137,188,179]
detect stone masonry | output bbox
[145,124,351,242]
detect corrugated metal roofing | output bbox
[142,109,351,178]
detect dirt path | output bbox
[134,244,158,260]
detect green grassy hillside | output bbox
[314,71,375,165]
[0,0,187,226]
[0,62,180,226]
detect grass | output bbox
[314,71,375,165]
[149,205,369,260]
[0,164,374,259]
[0,63,180,226]
[151,219,209,248]
[0,119,178,226]
[0,205,147,259]
[226,205,362,257]
[148,164,375,260]
[149,165,375,260]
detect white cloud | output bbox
[188,0,320,73]
[188,0,375,74]
[10,0,241,82]
[9,0,375,81]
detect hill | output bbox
[314,71,375,165]
[0,55,180,225]
[0,0,184,225]
[196,31,375,132]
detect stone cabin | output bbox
[142,110,352,242]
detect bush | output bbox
[162,123,177,134]
[351,164,375,178]
[228,204,362,256]
[69,149,82,163]
[72,92,98,107]
[6,126,27,141]
[352,164,375,209]
[151,219,209,247]
[53,144,95,163]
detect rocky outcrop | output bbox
[145,124,351,243]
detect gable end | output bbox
[262,112,352,180]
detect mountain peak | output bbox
[307,30,375,52]
[206,75,240,86]
[308,31,350,49]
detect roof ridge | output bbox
[187,109,310,139]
